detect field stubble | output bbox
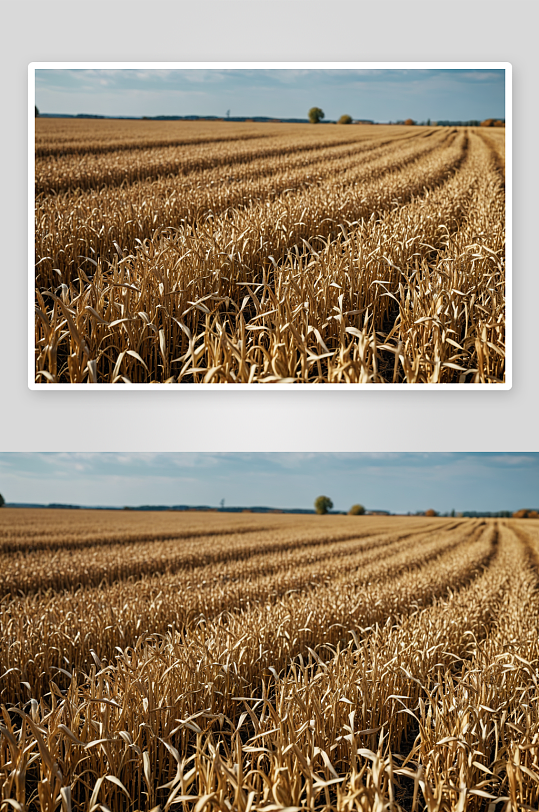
[34,121,505,383]
[1,510,537,811]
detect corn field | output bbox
[2,509,538,810]
[34,120,505,384]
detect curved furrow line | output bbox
[36,130,424,195]
[388,130,505,383]
[34,135,467,383]
[476,128,505,180]
[35,126,282,158]
[0,522,480,700]
[35,122,397,158]
[5,520,531,811]
[403,523,539,807]
[0,519,447,596]
[183,522,512,802]
[0,524,279,554]
[224,131,482,383]
[0,519,446,591]
[0,508,322,545]
[35,131,450,285]
[148,132,476,384]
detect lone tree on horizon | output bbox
[348,504,365,515]
[35,106,39,117]
[314,495,333,514]
[338,114,352,125]
[0,494,5,508]
[308,107,324,124]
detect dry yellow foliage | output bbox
[1,510,537,810]
[34,121,505,384]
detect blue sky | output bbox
[35,68,506,122]
[0,453,535,513]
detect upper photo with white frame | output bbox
[31,62,510,389]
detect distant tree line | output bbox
[406,509,520,518]
[512,509,539,519]
[388,119,502,127]
[433,120,483,127]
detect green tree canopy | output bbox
[0,494,5,508]
[314,495,333,514]
[338,114,352,125]
[348,504,365,515]
[308,107,324,124]
[35,106,39,117]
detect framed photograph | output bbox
[30,62,510,387]
[1,451,538,810]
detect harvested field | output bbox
[34,120,506,384]
[2,509,538,810]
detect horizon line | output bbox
[3,502,525,517]
[35,113,505,123]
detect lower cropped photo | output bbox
[1,452,538,810]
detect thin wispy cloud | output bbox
[0,453,535,514]
[35,68,505,121]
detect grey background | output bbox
[2,1,535,452]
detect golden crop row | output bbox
[35,120,288,156]
[34,119,393,156]
[210,523,534,809]
[36,128,420,194]
[34,122,505,384]
[35,132,468,384]
[0,519,486,701]
[479,130,505,176]
[0,517,464,598]
[36,131,505,383]
[0,510,405,551]
[4,518,536,811]
[289,131,504,383]
[35,129,449,284]
[0,506,286,543]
